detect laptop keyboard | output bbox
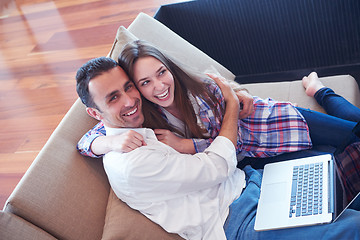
[289,162,323,218]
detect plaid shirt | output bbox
[77,82,312,158]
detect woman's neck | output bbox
[164,104,183,121]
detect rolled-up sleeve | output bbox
[77,121,106,158]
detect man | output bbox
[76,56,244,239]
[76,57,360,240]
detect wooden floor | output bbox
[0,0,185,208]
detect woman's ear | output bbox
[86,107,103,121]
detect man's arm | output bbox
[210,74,240,146]
[106,135,238,199]
[91,130,146,155]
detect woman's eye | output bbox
[159,69,166,76]
[141,80,149,86]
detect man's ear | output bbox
[86,107,103,121]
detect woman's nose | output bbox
[153,79,164,89]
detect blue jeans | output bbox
[224,166,360,240]
[315,87,360,122]
[295,87,360,149]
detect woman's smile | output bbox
[155,89,170,100]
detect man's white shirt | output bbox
[103,127,246,240]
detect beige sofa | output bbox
[1,13,359,240]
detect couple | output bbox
[78,41,359,161]
[76,40,360,239]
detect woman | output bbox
[77,40,359,160]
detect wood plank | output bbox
[31,23,122,52]
[0,0,186,208]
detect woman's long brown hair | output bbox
[118,40,224,139]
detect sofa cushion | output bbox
[102,189,183,240]
[107,26,138,61]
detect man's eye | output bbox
[125,84,134,91]
[109,95,117,102]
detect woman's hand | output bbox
[154,129,196,154]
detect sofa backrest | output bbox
[108,12,235,82]
[108,12,360,114]
[4,99,110,240]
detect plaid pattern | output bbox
[237,97,312,157]
[193,82,312,157]
[78,121,106,158]
[335,142,360,201]
[77,82,312,158]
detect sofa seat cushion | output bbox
[102,189,183,240]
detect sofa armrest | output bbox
[0,211,56,240]
[4,99,110,240]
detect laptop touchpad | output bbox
[262,182,287,203]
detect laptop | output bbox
[254,144,360,231]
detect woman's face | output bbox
[132,56,175,108]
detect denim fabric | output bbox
[314,87,360,123]
[224,166,360,240]
[295,87,360,149]
[296,107,358,148]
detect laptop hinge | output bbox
[328,159,335,214]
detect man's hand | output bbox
[235,89,254,119]
[91,130,146,155]
[111,130,147,153]
[154,129,196,154]
[206,73,253,119]
[206,73,239,106]
[206,73,240,147]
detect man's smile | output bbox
[123,106,138,116]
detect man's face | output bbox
[87,66,144,128]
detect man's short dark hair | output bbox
[76,57,118,108]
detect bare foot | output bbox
[302,72,325,97]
